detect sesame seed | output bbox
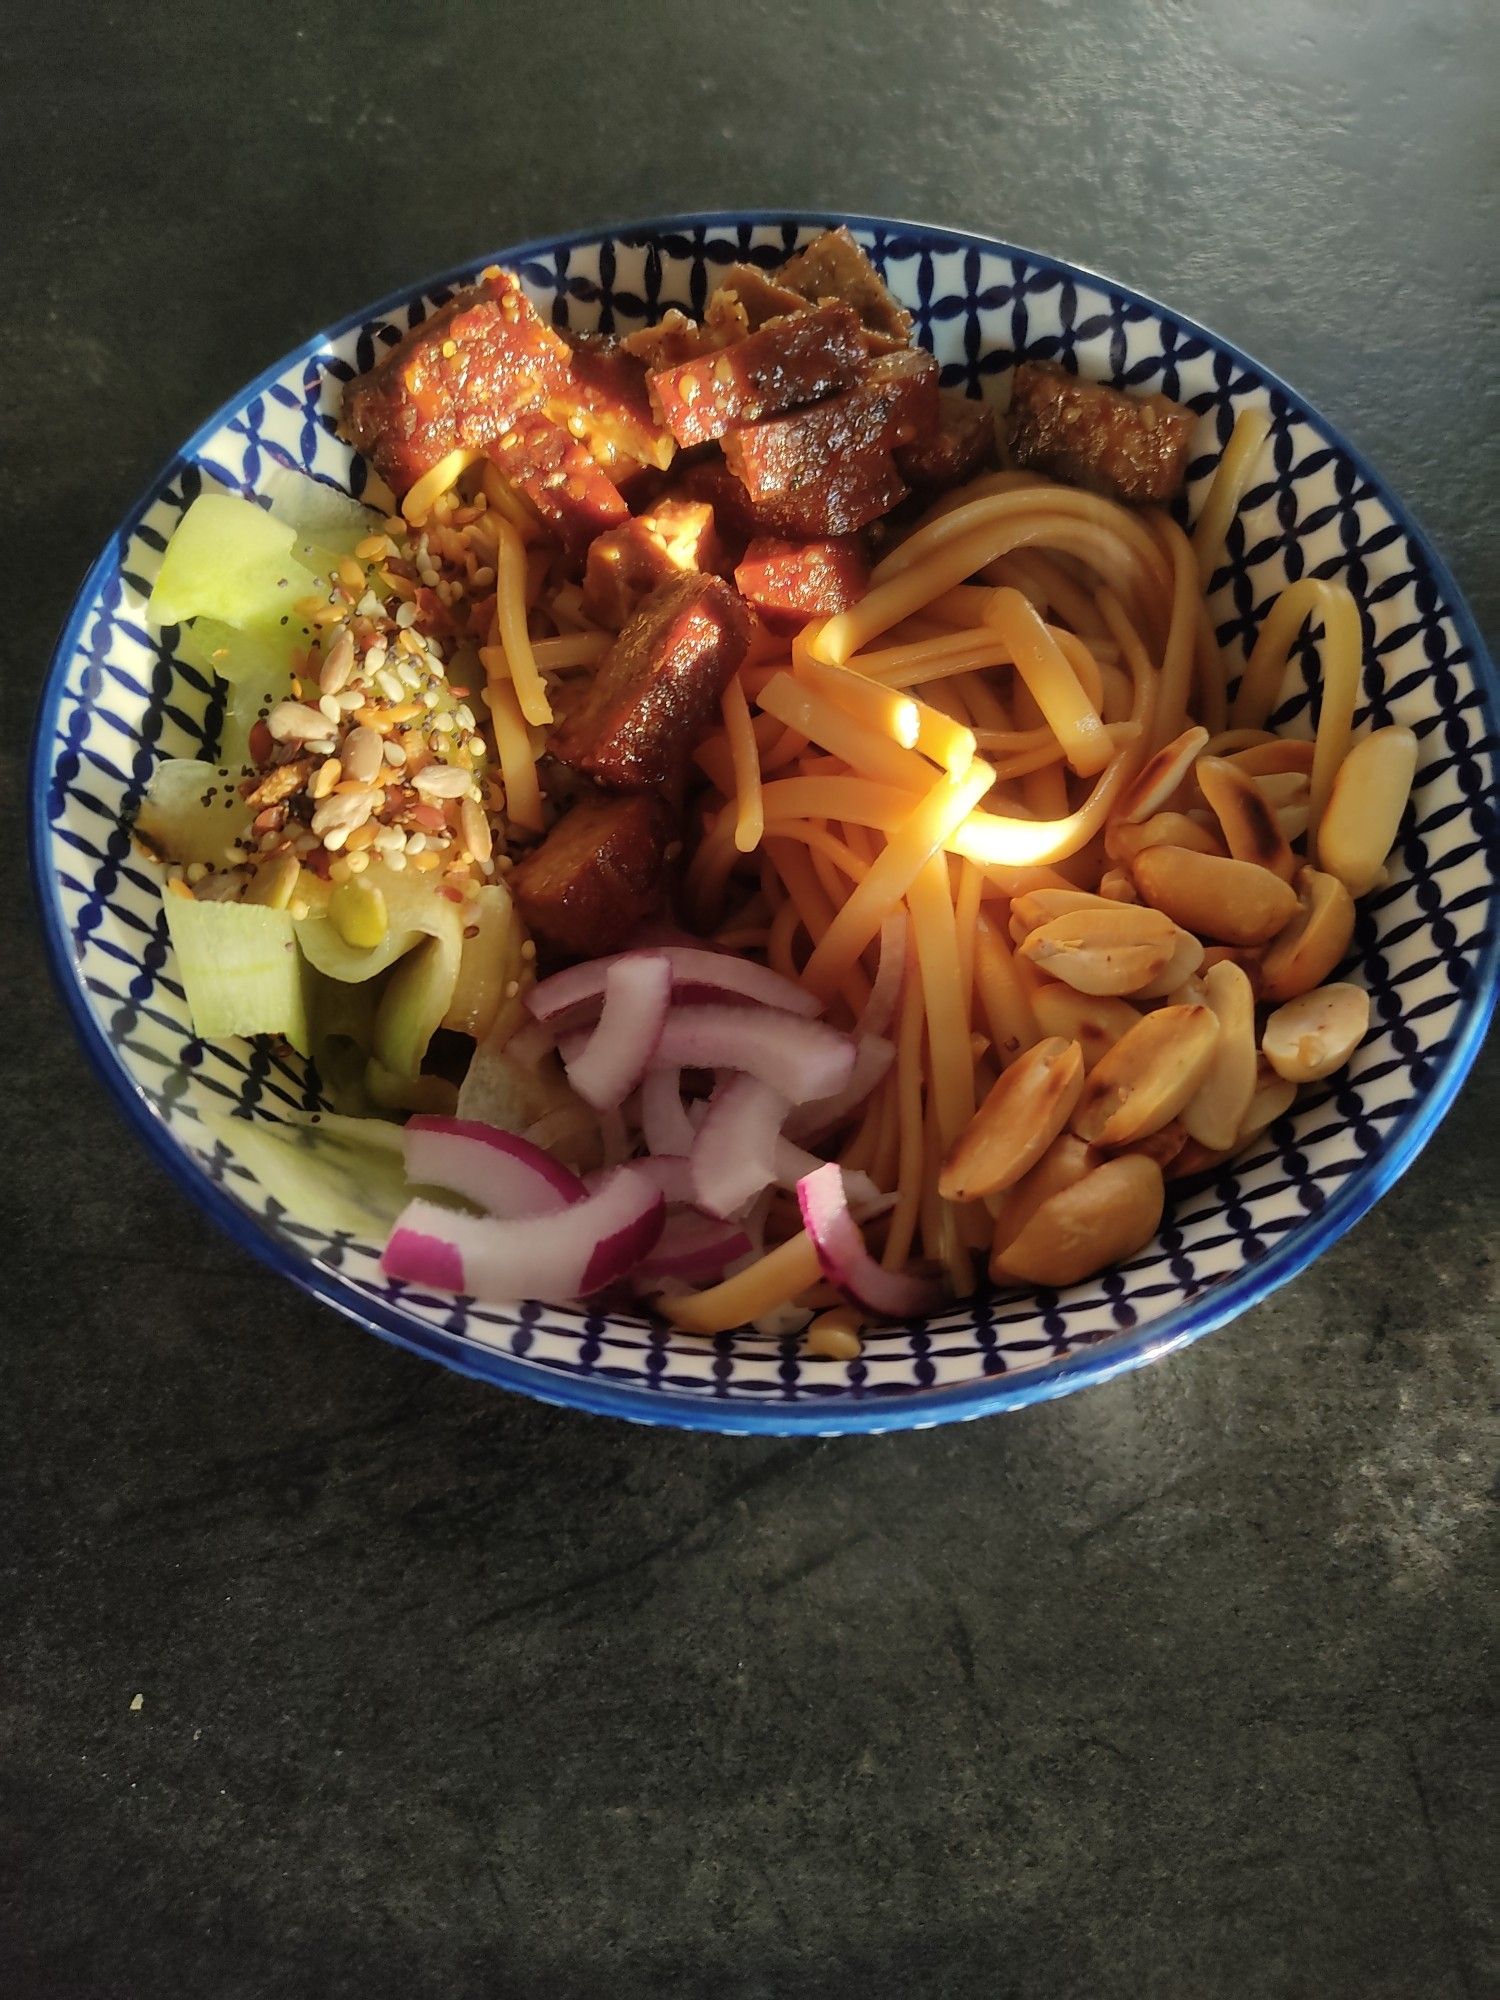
[395,601,419,629]
[328,856,353,883]
[318,694,342,724]
[373,826,404,852]
[405,831,428,855]
[375,667,406,704]
[385,849,407,871]
[345,850,370,874]
[383,741,407,767]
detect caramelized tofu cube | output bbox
[553,573,754,792]
[555,333,676,473]
[342,267,572,494]
[582,501,732,629]
[733,537,871,630]
[775,227,914,350]
[620,309,721,371]
[647,302,867,448]
[1007,360,1198,503]
[509,794,674,956]
[661,455,777,550]
[896,389,999,490]
[721,349,938,535]
[712,262,808,330]
[485,412,629,568]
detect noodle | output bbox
[721,676,764,853]
[491,518,553,726]
[1193,407,1272,584]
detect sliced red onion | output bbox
[783,1034,895,1143]
[404,1115,587,1220]
[635,1209,754,1283]
[629,1155,698,1205]
[773,1138,885,1219]
[381,1165,665,1302]
[563,953,673,1111]
[651,1005,856,1103]
[691,1075,791,1219]
[640,1067,697,1157]
[856,913,907,1040]
[526,945,822,1025]
[796,1162,944,1319]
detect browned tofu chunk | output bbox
[509,794,674,956]
[775,227,914,350]
[896,389,1000,490]
[721,348,939,536]
[712,262,809,330]
[647,302,867,448]
[342,267,572,494]
[1007,360,1197,503]
[733,537,871,631]
[620,309,722,371]
[581,500,732,629]
[552,574,755,792]
[556,333,676,474]
[485,412,629,568]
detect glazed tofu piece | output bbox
[1007,360,1197,503]
[485,412,629,568]
[721,348,939,536]
[581,500,733,629]
[774,227,914,350]
[552,573,755,792]
[558,333,676,473]
[342,267,572,494]
[711,262,808,330]
[620,309,722,371]
[733,537,871,631]
[896,389,1000,490]
[509,794,674,956]
[647,302,867,448]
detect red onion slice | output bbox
[856,913,907,1040]
[563,953,673,1111]
[526,945,822,1025]
[651,1005,857,1103]
[691,1075,791,1219]
[382,1166,665,1302]
[404,1115,586,1219]
[629,1155,698,1205]
[783,1034,895,1143]
[796,1162,944,1319]
[773,1138,885,1219]
[640,1067,697,1157]
[635,1209,754,1283]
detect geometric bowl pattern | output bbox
[31,213,1499,1433]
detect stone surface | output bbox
[3,4,1496,1996]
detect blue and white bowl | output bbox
[32,213,1499,1434]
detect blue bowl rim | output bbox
[29,207,1499,1436]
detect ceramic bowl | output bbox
[32,213,1498,1433]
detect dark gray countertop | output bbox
[5,5,1496,1995]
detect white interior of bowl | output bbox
[38,218,1497,1425]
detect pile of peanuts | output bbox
[940,721,1420,1290]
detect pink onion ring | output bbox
[796,1162,944,1319]
[404,1116,586,1218]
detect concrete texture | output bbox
[3,3,1496,1995]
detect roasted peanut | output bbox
[1132,845,1300,946]
[1251,769,1310,809]
[1224,739,1315,781]
[1197,755,1297,882]
[1017,903,1180,996]
[1262,982,1370,1083]
[1120,1118,1188,1169]
[1072,1002,1220,1147]
[1008,888,1118,946]
[991,1154,1166,1289]
[1169,1064,1299,1180]
[1259,867,1356,1003]
[1182,960,1257,1151]
[1098,868,1140,903]
[1133,926,1207,1000]
[1113,726,1210,825]
[1029,983,1142,1071]
[1316,725,1418,895]
[1106,810,1226,866]
[938,1036,1086,1202]
[989,1132,1098,1255]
